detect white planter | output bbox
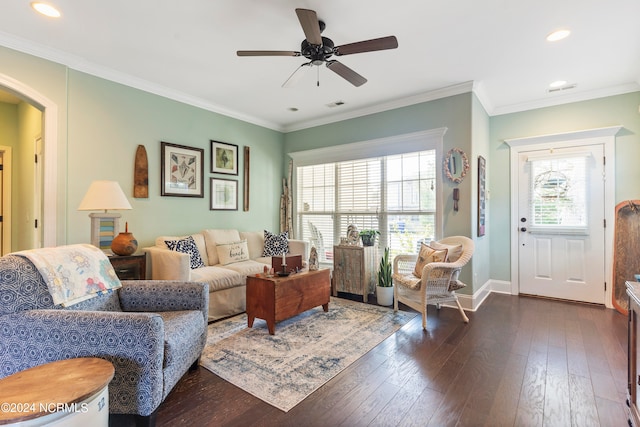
[376,285,394,306]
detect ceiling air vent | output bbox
[547,83,577,93]
[326,100,345,108]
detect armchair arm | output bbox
[119,280,209,324]
[0,309,165,416]
[393,254,418,275]
[144,246,191,280]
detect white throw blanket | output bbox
[14,244,122,307]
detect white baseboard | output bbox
[447,279,513,312]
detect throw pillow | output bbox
[429,240,463,263]
[414,244,448,278]
[216,240,250,265]
[262,230,289,257]
[165,236,206,269]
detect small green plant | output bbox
[377,247,393,288]
[359,229,380,246]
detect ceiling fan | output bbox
[237,8,398,87]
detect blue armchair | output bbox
[0,250,209,426]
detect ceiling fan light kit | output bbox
[237,8,398,87]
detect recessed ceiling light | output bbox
[31,2,61,18]
[549,80,568,88]
[546,29,570,42]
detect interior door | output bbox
[518,144,605,304]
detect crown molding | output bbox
[0,31,283,131]
[490,82,640,116]
[283,81,475,132]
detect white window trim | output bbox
[288,128,446,239]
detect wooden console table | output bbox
[332,245,378,302]
[246,269,331,335]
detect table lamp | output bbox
[78,180,132,251]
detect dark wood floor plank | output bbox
[569,373,600,426]
[115,293,630,427]
[543,345,571,427]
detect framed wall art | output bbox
[160,141,204,197]
[478,155,486,236]
[210,178,238,210]
[211,140,238,175]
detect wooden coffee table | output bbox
[246,269,330,335]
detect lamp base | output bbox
[89,213,121,252]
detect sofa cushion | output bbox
[239,231,265,259]
[190,266,245,292]
[157,310,205,369]
[165,236,206,269]
[262,230,289,257]
[203,229,241,266]
[216,240,250,265]
[220,259,269,277]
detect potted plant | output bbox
[359,229,380,246]
[376,247,393,306]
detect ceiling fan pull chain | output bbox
[317,66,320,87]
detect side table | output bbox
[0,357,114,426]
[108,253,146,280]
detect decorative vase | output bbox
[376,285,394,306]
[111,223,138,256]
[361,235,375,246]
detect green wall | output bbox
[0,45,285,249]
[489,92,640,281]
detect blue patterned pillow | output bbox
[262,230,289,257]
[165,236,206,269]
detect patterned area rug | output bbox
[200,297,416,412]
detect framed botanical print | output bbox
[160,141,204,197]
[210,178,238,210]
[211,140,238,175]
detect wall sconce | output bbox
[453,188,460,212]
[78,180,132,251]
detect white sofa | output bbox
[144,229,308,321]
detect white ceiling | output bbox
[1,0,639,132]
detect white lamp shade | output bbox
[78,180,132,211]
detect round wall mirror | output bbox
[444,148,469,183]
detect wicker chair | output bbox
[393,236,474,329]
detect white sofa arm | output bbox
[289,239,309,260]
[144,246,191,281]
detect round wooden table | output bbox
[0,357,114,426]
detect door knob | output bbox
[520,227,527,232]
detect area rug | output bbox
[200,297,416,412]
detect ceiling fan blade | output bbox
[326,61,367,87]
[295,8,322,45]
[334,36,398,56]
[237,50,300,57]
[282,63,312,88]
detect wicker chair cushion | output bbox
[414,244,448,278]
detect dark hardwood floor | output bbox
[111,293,629,427]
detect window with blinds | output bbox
[297,150,437,258]
[528,154,589,232]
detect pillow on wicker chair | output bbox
[414,244,448,278]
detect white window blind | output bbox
[297,149,437,258]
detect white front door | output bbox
[518,144,605,304]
